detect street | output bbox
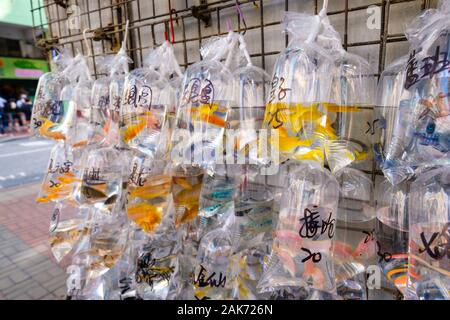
[0,137,55,189]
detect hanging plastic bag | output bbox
[84,207,130,281]
[106,23,132,147]
[30,49,70,137]
[383,1,450,184]
[126,158,172,234]
[375,177,410,297]
[406,166,449,300]
[258,162,339,295]
[170,32,237,171]
[325,51,377,173]
[196,164,240,241]
[171,164,204,229]
[120,44,175,158]
[192,205,236,300]
[88,55,115,146]
[39,53,91,144]
[65,53,93,149]
[49,201,90,263]
[36,142,79,203]
[374,56,408,175]
[229,35,272,168]
[135,232,178,300]
[234,182,274,252]
[230,243,271,300]
[144,40,183,113]
[332,168,376,300]
[262,11,337,167]
[73,146,127,212]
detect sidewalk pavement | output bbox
[0,183,67,300]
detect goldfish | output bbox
[38,119,66,140]
[274,230,304,252]
[322,103,361,113]
[127,202,163,233]
[176,204,200,226]
[190,104,227,128]
[271,136,314,153]
[38,181,73,203]
[173,183,202,207]
[354,149,369,161]
[314,124,337,140]
[199,114,226,128]
[272,245,296,277]
[121,117,147,142]
[57,175,81,185]
[291,109,328,133]
[303,259,326,290]
[173,177,194,190]
[333,237,377,261]
[80,183,109,201]
[129,177,171,200]
[72,140,88,148]
[36,193,59,203]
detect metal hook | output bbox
[169,8,176,43]
[82,28,93,57]
[170,8,179,26]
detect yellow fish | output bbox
[127,202,163,233]
[173,183,202,207]
[129,182,171,200]
[38,119,66,140]
[291,109,327,133]
[36,193,59,203]
[122,117,147,142]
[57,175,81,185]
[314,124,337,140]
[322,102,361,113]
[172,177,193,190]
[354,149,369,161]
[176,204,199,226]
[271,136,314,153]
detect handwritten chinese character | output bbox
[301,247,322,263]
[193,265,226,288]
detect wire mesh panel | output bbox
[30,0,435,74]
[30,0,438,300]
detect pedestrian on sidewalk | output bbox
[0,95,6,135]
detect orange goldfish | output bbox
[303,259,326,289]
[72,140,88,148]
[272,245,296,277]
[122,117,147,142]
[129,177,171,200]
[176,204,199,226]
[38,119,66,140]
[173,183,202,207]
[127,202,163,233]
[173,177,193,190]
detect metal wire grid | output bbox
[30,0,435,73]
